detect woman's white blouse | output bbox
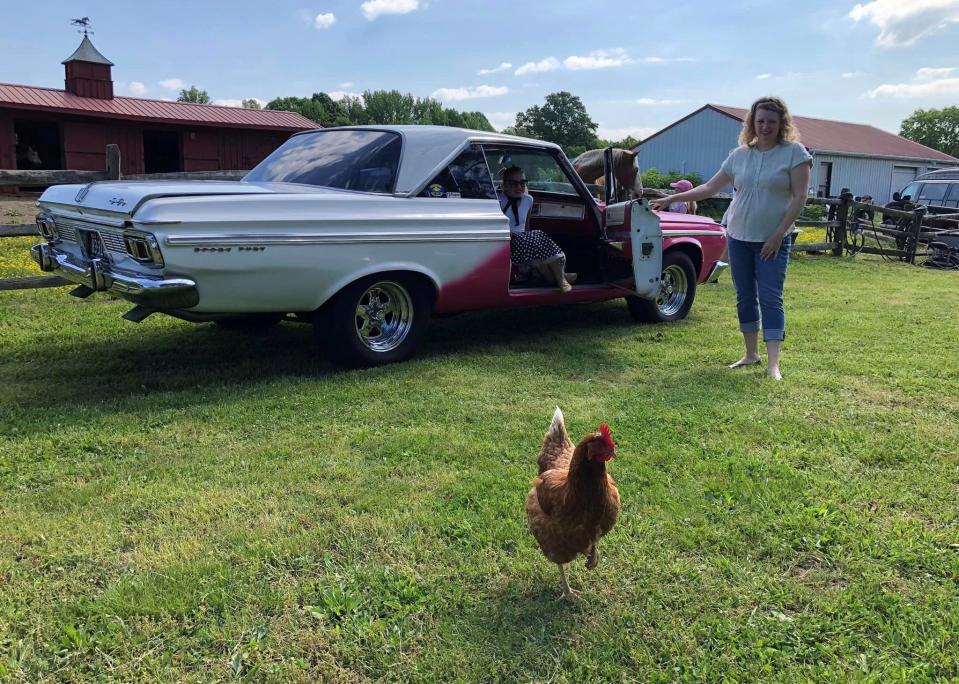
[498,193,533,235]
[720,141,812,242]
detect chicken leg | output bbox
[586,544,599,570]
[557,563,580,599]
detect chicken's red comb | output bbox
[599,423,615,450]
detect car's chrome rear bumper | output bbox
[706,260,728,282]
[31,242,199,309]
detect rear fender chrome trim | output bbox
[164,230,510,247]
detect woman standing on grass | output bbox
[652,96,811,380]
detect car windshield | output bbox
[244,130,402,193]
[901,182,920,202]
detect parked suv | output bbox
[900,168,959,214]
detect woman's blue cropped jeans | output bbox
[727,235,792,342]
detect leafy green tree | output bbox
[177,86,211,104]
[641,168,702,189]
[363,90,417,125]
[514,91,598,155]
[266,93,350,127]
[461,111,494,132]
[241,98,261,109]
[339,96,369,125]
[900,106,959,158]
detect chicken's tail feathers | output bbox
[547,406,568,443]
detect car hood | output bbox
[38,180,346,218]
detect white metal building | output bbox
[635,104,958,202]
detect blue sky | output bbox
[3,0,959,139]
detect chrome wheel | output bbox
[656,264,689,317]
[353,281,414,352]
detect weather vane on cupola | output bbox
[70,17,93,36]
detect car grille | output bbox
[53,217,127,256]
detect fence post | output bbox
[105,144,121,180]
[834,192,852,256]
[908,206,926,264]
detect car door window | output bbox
[483,146,579,196]
[901,182,920,202]
[943,183,959,208]
[418,144,497,199]
[918,182,948,203]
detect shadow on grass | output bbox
[2,299,660,426]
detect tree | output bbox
[461,111,494,132]
[177,86,211,104]
[266,93,350,127]
[241,98,261,109]
[362,90,417,125]
[900,106,959,158]
[514,91,598,155]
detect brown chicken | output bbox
[525,407,620,598]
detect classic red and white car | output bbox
[32,126,727,366]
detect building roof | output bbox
[62,35,114,66]
[0,82,319,131]
[640,104,958,163]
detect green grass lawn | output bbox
[1,246,957,682]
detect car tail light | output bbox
[123,230,164,267]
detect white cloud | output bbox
[849,0,959,47]
[127,81,148,96]
[478,62,512,75]
[213,98,267,108]
[636,97,684,105]
[597,125,657,142]
[917,66,957,80]
[483,111,516,130]
[563,48,632,71]
[842,71,865,78]
[328,91,363,101]
[430,85,509,102]
[361,0,418,20]
[640,56,697,64]
[515,57,560,76]
[339,81,354,88]
[865,66,959,97]
[755,73,772,80]
[314,12,336,29]
[159,78,184,90]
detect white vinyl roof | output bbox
[293,125,563,195]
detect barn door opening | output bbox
[817,161,832,197]
[14,120,63,170]
[143,130,181,173]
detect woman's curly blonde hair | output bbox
[739,96,800,147]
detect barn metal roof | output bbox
[709,104,957,162]
[640,104,957,163]
[0,81,319,131]
[61,35,114,66]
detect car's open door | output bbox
[600,147,663,298]
[603,199,663,298]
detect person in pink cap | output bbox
[667,179,697,214]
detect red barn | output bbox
[0,35,318,177]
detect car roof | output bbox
[917,168,959,181]
[290,125,563,195]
